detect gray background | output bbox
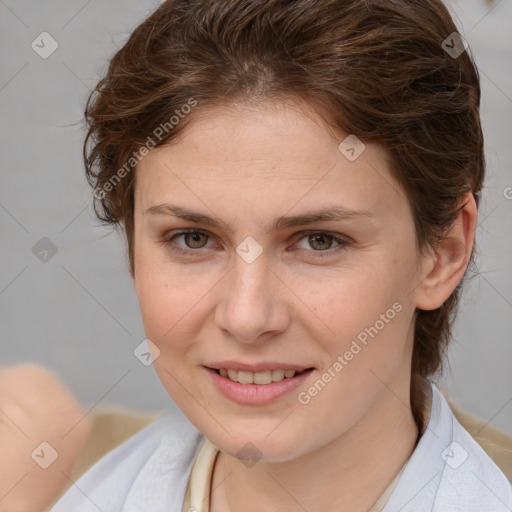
[1,0,511,434]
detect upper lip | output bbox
[205,361,313,372]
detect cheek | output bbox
[300,256,413,376]
[302,263,402,334]
[134,251,214,349]
[137,276,189,340]
[290,273,412,436]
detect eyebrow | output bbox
[142,204,374,234]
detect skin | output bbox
[0,364,91,512]
[132,96,477,511]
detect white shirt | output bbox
[51,382,512,512]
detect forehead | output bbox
[134,98,407,222]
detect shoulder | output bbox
[50,407,204,512]
[450,399,512,481]
[432,383,512,510]
[437,403,512,509]
[383,382,512,512]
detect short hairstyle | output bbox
[83,0,483,427]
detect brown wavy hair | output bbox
[83,0,484,429]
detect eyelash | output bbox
[161,229,350,258]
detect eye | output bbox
[162,229,214,254]
[292,231,349,257]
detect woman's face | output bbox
[133,97,428,462]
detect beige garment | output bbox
[182,437,218,512]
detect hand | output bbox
[0,364,91,512]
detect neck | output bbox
[210,379,422,512]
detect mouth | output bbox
[204,364,315,405]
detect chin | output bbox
[206,425,308,464]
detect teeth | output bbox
[238,370,254,384]
[254,371,272,385]
[218,368,303,384]
[271,369,285,381]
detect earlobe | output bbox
[415,192,478,311]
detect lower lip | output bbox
[205,367,315,405]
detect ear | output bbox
[414,192,478,311]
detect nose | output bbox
[214,250,290,345]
